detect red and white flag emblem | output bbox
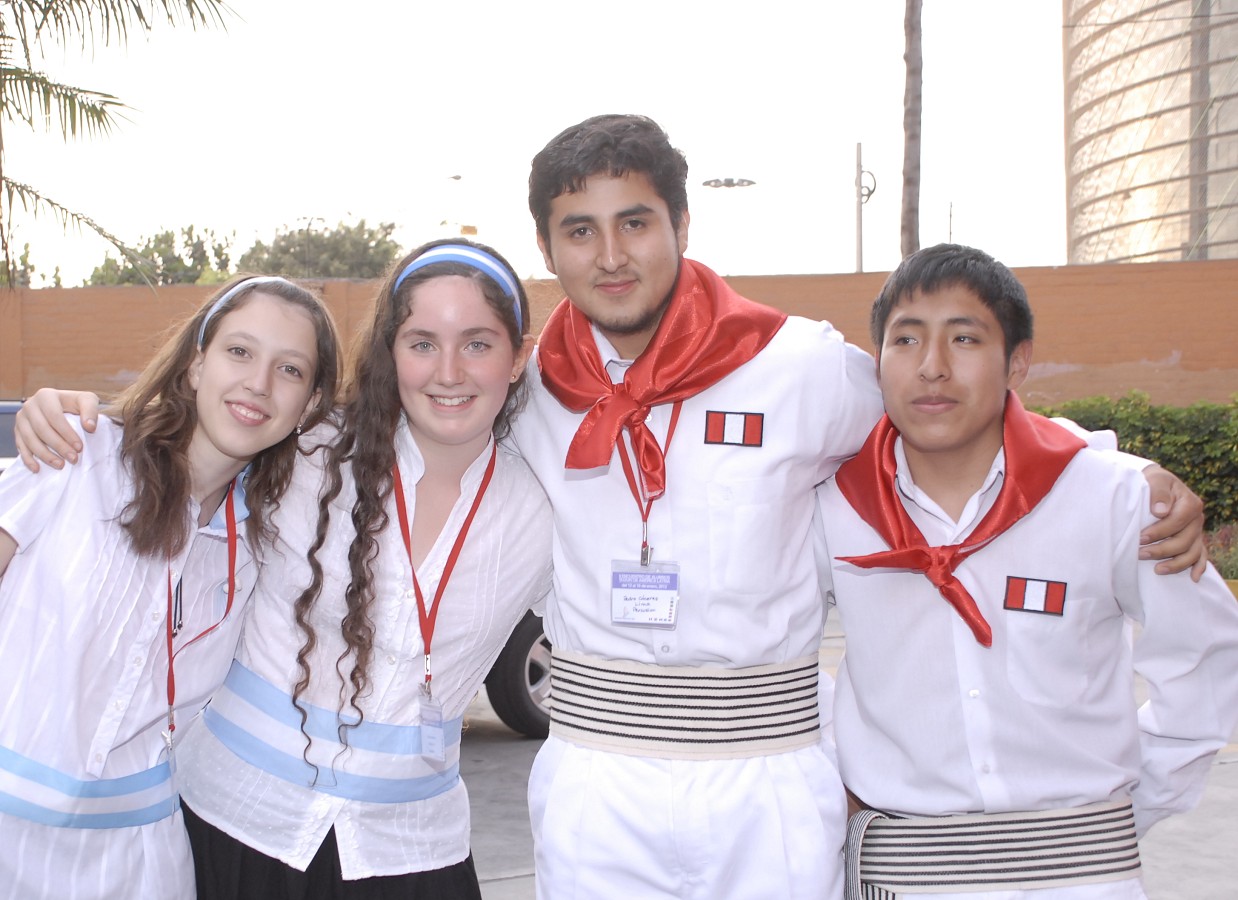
[1004,577,1067,616]
[704,411,764,447]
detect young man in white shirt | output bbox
[817,242,1238,900]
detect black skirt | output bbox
[183,802,484,900]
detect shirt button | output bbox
[387,655,396,665]
[94,753,104,763]
[981,764,992,774]
[968,689,981,699]
[115,700,124,710]
[660,644,671,653]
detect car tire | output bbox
[484,611,552,738]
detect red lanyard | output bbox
[392,442,497,696]
[615,401,682,566]
[165,483,238,736]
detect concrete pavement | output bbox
[463,617,1238,898]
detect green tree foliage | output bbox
[238,220,402,279]
[0,1,229,285]
[13,242,36,286]
[88,225,230,285]
[1034,392,1238,529]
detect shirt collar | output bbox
[203,464,252,531]
[590,323,636,384]
[395,413,496,490]
[893,437,1006,532]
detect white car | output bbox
[484,611,551,738]
[0,400,20,475]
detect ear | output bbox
[187,349,205,391]
[535,229,556,276]
[676,209,690,256]
[511,334,535,382]
[1006,339,1033,390]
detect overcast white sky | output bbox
[10,1,1067,286]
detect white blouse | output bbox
[177,417,553,879]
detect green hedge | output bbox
[1032,393,1238,529]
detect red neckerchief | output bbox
[536,257,785,499]
[834,393,1086,647]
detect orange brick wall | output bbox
[2,260,1235,407]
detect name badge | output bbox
[420,699,446,762]
[611,560,680,629]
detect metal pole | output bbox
[855,143,864,273]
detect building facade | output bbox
[1065,0,1238,262]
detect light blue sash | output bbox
[203,661,463,803]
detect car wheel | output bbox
[484,611,552,738]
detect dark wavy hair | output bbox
[529,113,690,244]
[291,238,531,743]
[107,276,341,558]
[871,243,1034,363]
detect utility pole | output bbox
[855,143,876,272]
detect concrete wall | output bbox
[2,259,1235,407]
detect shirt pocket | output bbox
[707,475,796,596]
[1003,601,1091,707]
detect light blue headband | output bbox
[392,244,524,332]
[197,276,297,349]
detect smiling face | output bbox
[187,291,322,483]
[877,283,1032,481]
[393,274,532,462]
[536,171,688,360]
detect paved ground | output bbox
[463,617,1238,899]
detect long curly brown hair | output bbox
[109,276,341,558]
[291,238,531,739]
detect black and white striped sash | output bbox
[548,649,821,759]
[844,800,1141,898]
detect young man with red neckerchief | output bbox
[818,243,1238,900]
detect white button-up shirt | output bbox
[177,418,553,879]
[817,439,1238,837]
[0,416,253,899]
[513,317,883,668]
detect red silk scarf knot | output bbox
[537,258,786,499]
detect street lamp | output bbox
[296,216,326,278]
[855,144,876,273]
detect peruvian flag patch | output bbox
[1004,577,1067,616]
[704,411,764,447]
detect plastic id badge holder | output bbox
[420,699,446,762]
[611,560,680,628]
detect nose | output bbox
[918,339,949,381]
[435,348,464,386]
[596,229,628,273]
[245,365,273,397]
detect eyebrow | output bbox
[889,314,992,330]
[220,329,315,364]
[398,324,503,340]
[556,203,656,230]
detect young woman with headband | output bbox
[0,276,341,899]
[171,239,553,899]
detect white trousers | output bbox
[529,735,847,900]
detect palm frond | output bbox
[0,65,126,139]
[5,1,232,58]
[1,178,153,287]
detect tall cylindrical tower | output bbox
[1064,0,1238,263]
